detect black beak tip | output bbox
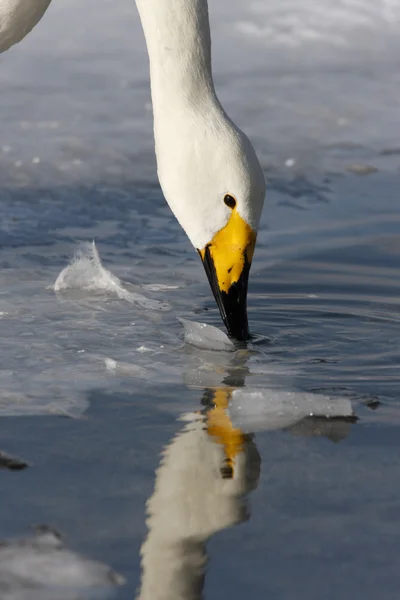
[199,245,252,343]
[227,325,250,343]
[221,288,250,342]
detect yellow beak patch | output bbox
[199,209,256,293]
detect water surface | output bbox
[0,0,400,598]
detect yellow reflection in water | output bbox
[206,387,246,479]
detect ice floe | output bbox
[54,242,169,311]
[0,526,125,600]
[228,388,354,432]
[178,318,235,352]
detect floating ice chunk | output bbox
[0,392,89,418]
[105,357,148,378]
[137,345,156,353]
[54,242,118,293]
[142,283,181,291]
[54,242,169,310]
[178,318,235,352]
[104,357,181,384]
[228,388,353,433]
[104,358,118,372]
[0,526,125,600]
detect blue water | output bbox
[0,171,399,599]
[1,0,400,598]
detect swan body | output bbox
[0,0,51,52]
[0,0,266,339]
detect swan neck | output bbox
[135,0,217,110]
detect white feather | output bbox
[0,0,51,52]
[135,0,266,250]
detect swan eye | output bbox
[224,194,236,209]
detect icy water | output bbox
[1,0,400,598]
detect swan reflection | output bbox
[137,351,357,599]
[137,386,260,600]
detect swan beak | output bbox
[198,212,256,341]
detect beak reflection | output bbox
[203,387,250,479]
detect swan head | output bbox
[156,115,266,341]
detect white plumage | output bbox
[0,0,51,52]
[135,0,266,250]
